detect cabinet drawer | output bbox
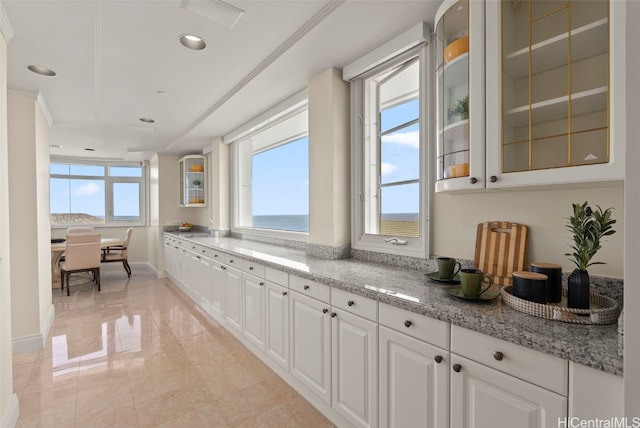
[242,259,265,277]
[290,275,330,303]
[331,288,377,322]
[379,302,449,349]
[265,267,289,287]
[451,325,568,395]
[221,254,240,268]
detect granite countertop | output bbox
[166,232,623,376]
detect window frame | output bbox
[351,44,431,258]
[49,158,147,228]
[229,98,310,242]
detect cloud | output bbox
[73,182,101,197]
[381,162,397,176]
[382,130,419,149]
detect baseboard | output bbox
[41,304,55,344]
[130,262,164,278]
[1,393,19,428]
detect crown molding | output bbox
[0,2,15,42]
[36,92,53,127]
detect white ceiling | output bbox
[2,0,441,161]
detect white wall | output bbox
[0,28,19,428]
[432,184,624,278]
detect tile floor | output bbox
[12,266,334,428]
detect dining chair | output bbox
[60,232,102,296]
[101,228,133,277]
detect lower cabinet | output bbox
[450,354,567,428]
[265,282,289,370]
[289,290,332,404]
[243,273,266,349]
[224,265,243,333]
[209,260,226,322]
[331,307,378,428]
[379,326,449,428]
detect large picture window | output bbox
[230,96,309,238]
[351,44,429,257]
[49,161,145,226]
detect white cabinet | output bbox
[179,154,207,207]
[224,265,243,333]
[266,281,289,370]
[331,307,378,428]
[379,326,449,428]
[484,0,624,188]
[289,290,332,405]
[243,272,266,350]
[569,362,623,420]
[209,259,226,322]
[195,253,212,312]
[450,354,567,428]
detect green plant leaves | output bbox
[565,201,616,270]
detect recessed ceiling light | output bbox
[27,65,56,76]
[179,34,206,50]
[84,148,95,152]
[140,117,155,124]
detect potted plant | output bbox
[564,201,616,308]
[447,95,468,123]
[192,179,201,187]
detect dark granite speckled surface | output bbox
[166,232,623,376]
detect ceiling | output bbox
[2,0,441,161]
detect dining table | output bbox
[51,238,122,288]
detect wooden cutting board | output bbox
[474,221,528,286]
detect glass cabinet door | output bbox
[180,155,206,207]
[436,0,470,183]
[500,0,609,174]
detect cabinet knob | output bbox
[282,291,288,296]
[322,308,329,314]
[452,364,462,373]
[221,266,226,271]
[493,351,504,361]
[304,285,310,290]
[434,355,443,364]
[347,300,355,307]
[202,250,205,253]
[469,177,478,184]
[404,320,412,328]
[331,312,337,318]
[214,254,218,258]
[259,282,264,286]
[230,259,234,263]
[489,175,498,183]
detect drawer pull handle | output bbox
[214,254,218,258]
[230,259,234,263]
[282,291,288,296]
[434,355,443,364]
[322,308,329,314]
[249,266,254,270]
[304,285,310,290]
[452,364,462,373]
[347,300,355,306]
[404,320,412,328]
[259,282,264,286]
[493,351,504,361]
[331,312,337,318]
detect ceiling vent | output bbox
[180,0,244,29]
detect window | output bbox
[351,44,429,256]
[50,160,145,226]
[231,96,309,239]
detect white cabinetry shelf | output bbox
[179,154,206,207]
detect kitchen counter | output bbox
[166,232,623,376]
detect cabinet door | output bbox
[289,291,331,404]
[179,155,207,207]
[485,0,624,188]
[224,266,243,333]
[379,326,449,428]
[243,273,266,350]
[451,354,566,428]
[209,260,226,322]
[196,255,212,312]
[266,282,289,370]
[331,308,378,428]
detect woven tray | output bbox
[501,286,621,325]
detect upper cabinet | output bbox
[179,155,207,207]
[435,0,485,192]
[436,0,625,192]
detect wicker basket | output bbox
[501,286,621,325]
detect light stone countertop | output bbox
[167,232,623,376]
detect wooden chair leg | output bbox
[67,272,70,296]
[96,268,101,291]
[60,270,64,292]
[123,260,131,277]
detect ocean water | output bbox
[251,213,418,233]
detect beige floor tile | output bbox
[13,266,332,427]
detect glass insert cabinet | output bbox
[179,155,207,207]
[436,0,624,192]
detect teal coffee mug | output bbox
[436,257,461,279]
[459,269,493,298]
